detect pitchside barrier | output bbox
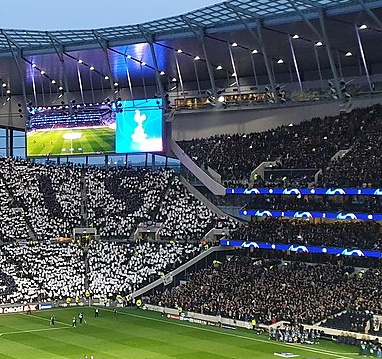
[144,304,382,341]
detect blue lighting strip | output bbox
[227,188,382,196]
[239,209,382,221]
[220,239,382,258]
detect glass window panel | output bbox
[128,154,146,167]
[68,157,86,165]
[0,137,6,148]
[13,136,25,147]
[13,148,25,158]
[13,130,24,137]
[108,155,127,167]
[88,156,106,166]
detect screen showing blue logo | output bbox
[220,240,381,258]
[115,99,163,153]
[228,187,382,196]
[240,209,381,221]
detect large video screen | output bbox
[26,104,116,156]
[115,99,163,153]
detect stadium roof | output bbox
[0,0,381,53]
[1,0,382,98]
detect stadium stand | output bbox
[0,158,235,242]
[178,104,382,187]
[87,241,201,298]
[243,195,382,214]
[228,218,382,249]
[145,255,382,325]
[0,240,85,303]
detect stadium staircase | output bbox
[131,245,228,298]
[80,169,88,227]
[170,139,226,195]
[330,148,351,162]
[179,176,237,221]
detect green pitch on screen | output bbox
[26,127,115,156]
[0,307,359,359]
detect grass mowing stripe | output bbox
[99,307,355,359]
[1,326,71,336]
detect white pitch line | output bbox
[97,307,356,359]
[19,312,72,327]
[0,326,70,336]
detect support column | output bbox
[181,16,218,98]
[318,11,343,99]
[46,32,71,104]
[93,31,115,100]
[138,26,165,96]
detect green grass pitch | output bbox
[0,306,359,359]
[26,127,115,156]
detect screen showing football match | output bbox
[26,104,116,156]
[26,98,163,157]
[115,99,163,153]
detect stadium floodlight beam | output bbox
[355,24,373,93]
[288,35,303,92]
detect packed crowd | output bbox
[0,158,235,242]
[243,195,382,214]
[0,158,82,241]
[0,241,85,303]
[178,104,382,187]
[228,218,382,249]
[86,167,172,239]
[156,176,236,241]
[146,256,382,325]
[0,174,30,242]
[323,310,376,334]
[87,241,201,298]
[0,238,204,304]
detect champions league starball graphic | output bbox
[116,99,163,153]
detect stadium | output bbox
[1,0,382,358]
